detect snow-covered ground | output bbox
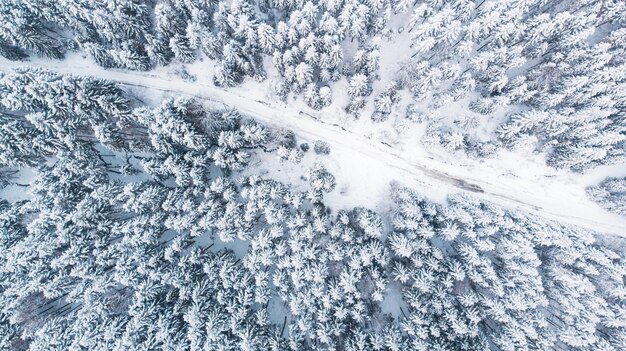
[2,55,625,236]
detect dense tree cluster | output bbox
[0,68,625,350]
[0,67,288,349]
[0,0,391,111]
[389,185,626,350]
[391,0,626,171]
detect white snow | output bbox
[2,55,625,236]
[0,167,36,202]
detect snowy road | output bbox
[2,57,626,236]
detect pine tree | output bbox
[587,177,626,215]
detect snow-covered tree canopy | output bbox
[0,67,625,351]
[1,0,625,171]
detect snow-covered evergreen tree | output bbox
[587,177,626,216]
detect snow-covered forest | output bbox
[587,177,626,216]
[1,0,626,350]
[3,0,625,170]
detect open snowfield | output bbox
[2,55,624,236]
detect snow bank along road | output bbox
[2,58,625,236]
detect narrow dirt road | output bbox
[2,58,625,235]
